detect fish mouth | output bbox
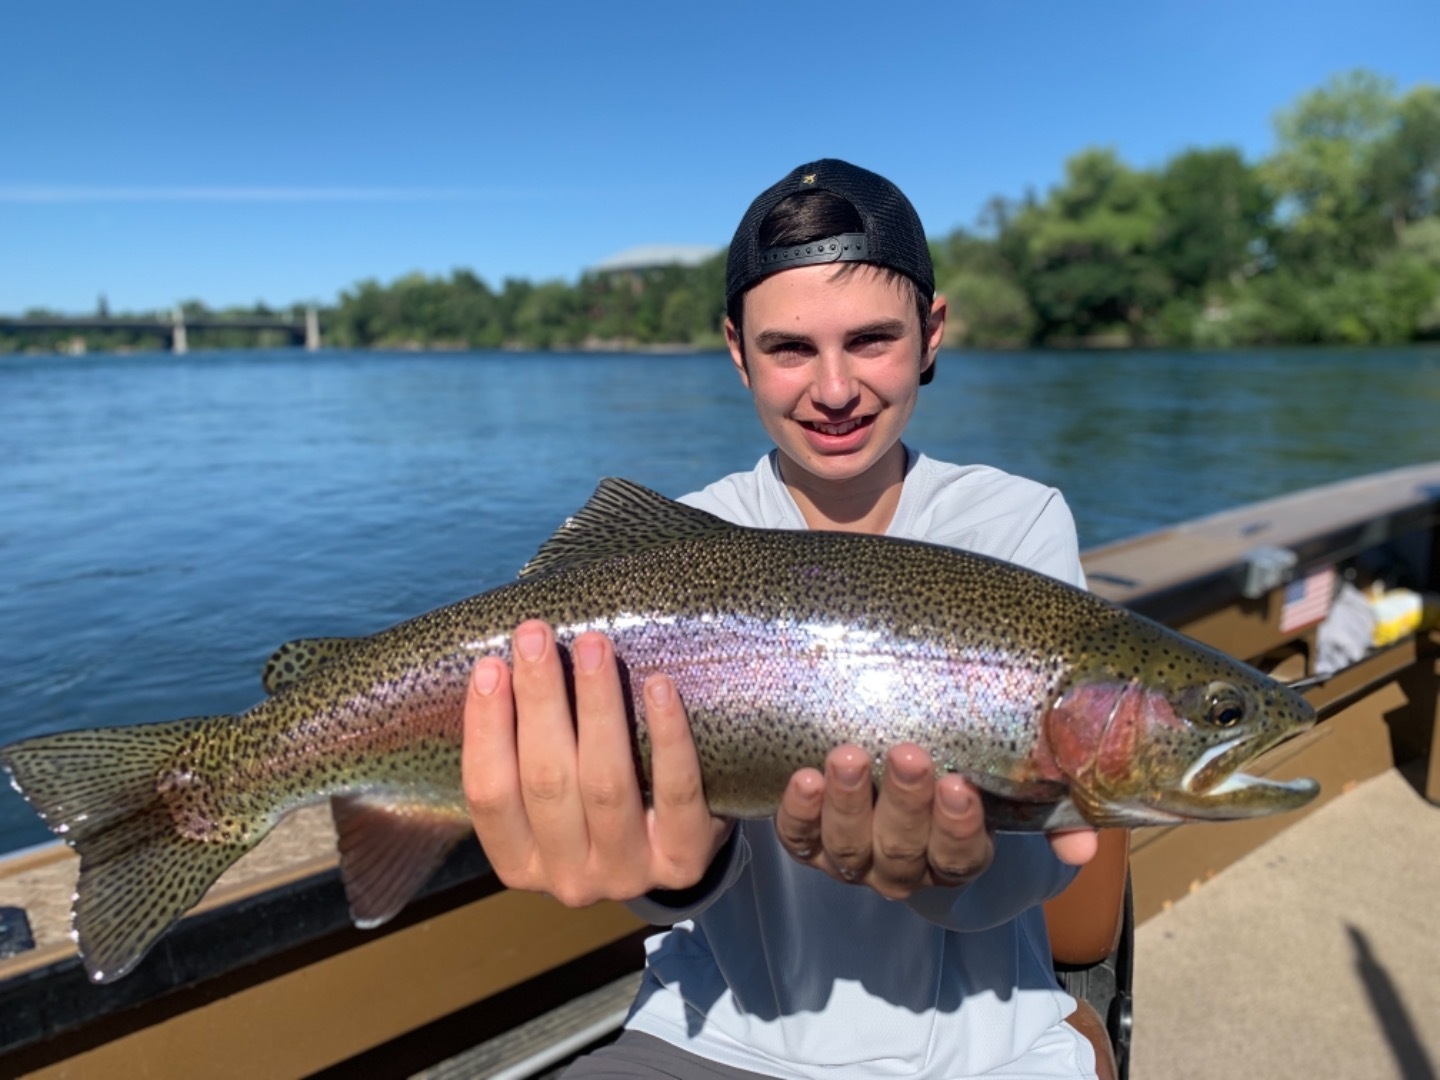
[1202,770,1319,806]
[1178,736,1319,818]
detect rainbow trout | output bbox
[1,479,1318,982]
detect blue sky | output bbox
[3,0,1436,314]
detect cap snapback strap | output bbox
[757,233,869,274]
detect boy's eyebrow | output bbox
[752,319,909,350]
[753,329,810,349]
[847,318,909,338]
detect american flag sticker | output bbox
[1279,565,1336,632]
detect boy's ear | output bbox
[925,294,948,362]
[724,318,751,388]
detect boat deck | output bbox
[1133,761,1440,1079]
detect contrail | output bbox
[0,185,550,204]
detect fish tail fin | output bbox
[0,716,266,983]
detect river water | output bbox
[2,345,1438,851]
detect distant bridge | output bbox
[0,307,321,354]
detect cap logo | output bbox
[801,174,816,184]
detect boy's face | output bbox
[725,264,944,491]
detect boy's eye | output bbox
[768,340,812,358]
[851,334,894,350]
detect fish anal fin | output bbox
[518,478,734,579]
[331,796,473,928]
[263,636,365,695]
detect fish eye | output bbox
[1204,682,1246,728]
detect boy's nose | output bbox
[812,352,859,410]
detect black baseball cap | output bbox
[725,159,937,383]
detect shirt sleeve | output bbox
[903,834,1077,931]
[1011,490,1087,589]
[624,825,750,924]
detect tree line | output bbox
[940,70,1440,347]
[5,70,1437,355]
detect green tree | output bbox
[1009,148,1170,342]
[511,281,579,348]
[1368,83,1440,238]
[439,269,500,346]
[1155,148,1273,292]
[1264,69,1400,271]
[940,269,1036,347]
[660,286,700,344]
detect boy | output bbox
[462,159,1100,1078]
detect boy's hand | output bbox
[774,745,1097,898]
[462,621,732,907]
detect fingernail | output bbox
[515,624,546,663]
[835,762,866,789]
[893,757,929,784]
[646,674,674,708]
[938,783,974,816]
[575,635,604,674]
[473,660,501,696]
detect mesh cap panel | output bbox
[725,159,934,308]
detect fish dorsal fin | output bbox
[330,795,474,928]
[518,477,734,579]
[262,636,364,695]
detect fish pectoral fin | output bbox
[1068,782,1138,828]
[331,796,474,928]
[517,477,733,579]
[1069,782,1185,829]
[262,636,365,694]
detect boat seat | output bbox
[1043,828,1132,1080]
[1065,998,1118,1080]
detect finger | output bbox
[820,746,874,883]
[510,620,589,868]
[927,774,993,886]
[572,632,647,872]
[775,766,826,864]
[646,674,729,887]
[870,744,936,895]
[460,657,536,877]
[1048,827,1099,866]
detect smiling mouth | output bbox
[802,416,872,436]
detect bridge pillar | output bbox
[171,308,188,355]
[304,306,321,351]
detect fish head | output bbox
[1044,634,1320,828]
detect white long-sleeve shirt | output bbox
[622,448,1098,1079]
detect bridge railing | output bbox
[0,308,321,354]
